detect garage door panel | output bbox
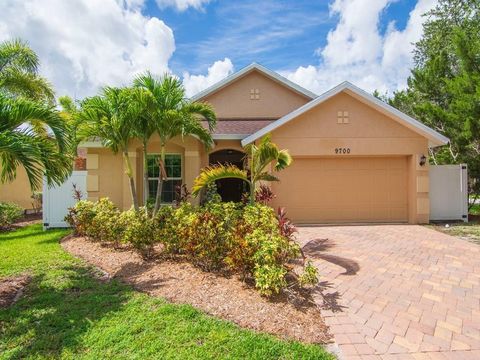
[273,157,408,223]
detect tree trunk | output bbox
[153,145,166,216]
[123,151,139,211]
[249,181,256,205]
[249,152,255,204]
[142,141,149,206]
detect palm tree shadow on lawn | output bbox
[0,265,131,359]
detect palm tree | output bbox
[81,87,147,211]
[0,94,72,190]
[0,39,54,103]
[192,134,292,204]
[58,95,93,153]
[133,72,216,214]
[130,80,157,204]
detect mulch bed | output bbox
[0,275,31,308]
[61,235,332,344]
[13,213,42,228]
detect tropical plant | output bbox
[58,95,92,154]
[277,207,297,239]
[80,87,145,210]
[127,82,156,204]
[0,39,54,103]
[133,72,216,214]
[192,134,292,204]
[255,184,275,204]
[0,94,72,190]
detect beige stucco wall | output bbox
[269,91,430,224]
[200,70,311,119]
[0,166,37,210]
[87,134,209,209]
[85,148,124,206]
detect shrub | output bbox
[89,198,121,244]
[31,191,42,214]
[202,182,222,205]
[65,200,96,236]
[241,205,300,295]
[0,202,24,228]
[157,202,242,270]
[68,197,317,296]
[298,261,319,287]
[119,208,156,258]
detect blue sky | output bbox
[153,0,418,74]
[0,0,435,98]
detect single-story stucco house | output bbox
[0,63,449,224]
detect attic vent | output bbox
[337,110,349,124]
[250,88,260,100]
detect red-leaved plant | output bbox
[277,207,297,240]
[174,184,191,207]
[255,184,275,204]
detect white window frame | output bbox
[147,153,183,204]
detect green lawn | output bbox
[0,224,333,360]
[470,203,480,215]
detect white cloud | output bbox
[0,0,175,98]
[283,0,437,95]
[182,58,234,97]
[155,0,210,11]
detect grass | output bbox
[469,203,480,215]
[0,224,333,360]
[432,222,480,246]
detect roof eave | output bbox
[242,81,450,148]
[191,62,317,102]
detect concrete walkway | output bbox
[298,225,480,360]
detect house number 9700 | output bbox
[335,147,351,154]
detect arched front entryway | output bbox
[209,149,249,202]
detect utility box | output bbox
[42,171,87,229]
[429,164,468,222]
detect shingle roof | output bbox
[202,119,276,139]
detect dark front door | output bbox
[209,149,248,202]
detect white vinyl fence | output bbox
[43,171,87,229]
[429,164,468,222]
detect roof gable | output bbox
[191,63,317,101]
[241,81,449,147]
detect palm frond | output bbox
[0,68,55,103]
[255,172,280,182]
[274,150,293,170]
[0,38,39,74]
[192,164,249,197]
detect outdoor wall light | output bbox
[419,154,427,167]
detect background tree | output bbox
[133,73,216,214]
[192,134,292,204]
[384,0,480,207]
[81,87,144,211]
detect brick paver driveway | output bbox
[298,225,480,360]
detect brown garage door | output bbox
[272,157,408,223]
